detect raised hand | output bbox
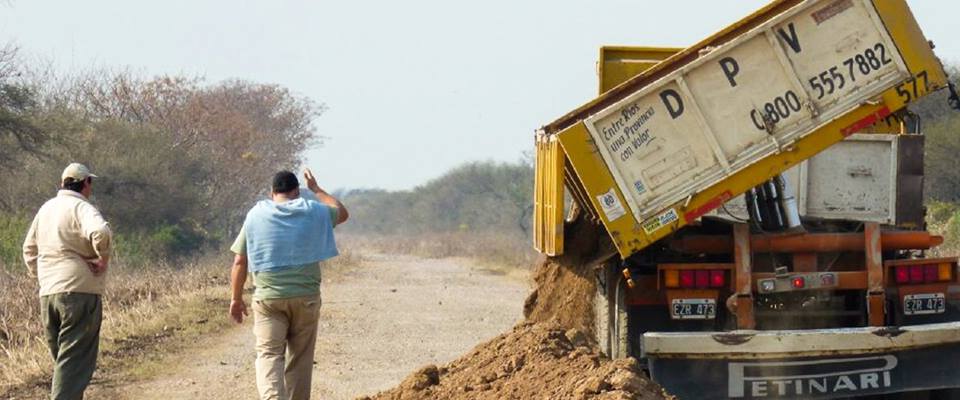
[303,168,322,193]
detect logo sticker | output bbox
[642,208,679,234]
[634,180,647,195]
[596,189,626,222]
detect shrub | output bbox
[0,214,29,271]
[113,224,207,268]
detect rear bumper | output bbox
[643,322,960,399]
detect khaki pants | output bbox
[252,294,321,400]
[41,292,102,400]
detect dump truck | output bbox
[533,0,960,398]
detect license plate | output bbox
[903,293,945,315]
[671,298,716,320]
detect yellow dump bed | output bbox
[535,0,949,259]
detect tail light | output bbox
[893,263,953,285]
[665,269,728,289]
[695,271,709,288]
[664,270,680,288]
[709,270,725,288]
[895,268,910,284]
[792,276,805,289]
[939,263,953,281]
[909,266,924,282]
[679,270,694,288]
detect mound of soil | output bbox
[523,214,617,337]
[363,322,667,400]
[365,216,671,400]
[522,255,597,337]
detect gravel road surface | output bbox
[88,254,527,399]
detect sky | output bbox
[2,1,957,191]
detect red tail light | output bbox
[924,265,938,282]
[669,269,728,289]
[895,264,952,285]
[679,270,695,288]
[895,267,910,284]
[695,270,709,288]
[909,266,924,283]
[709,270,726,288]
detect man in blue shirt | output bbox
[229,169,348,400]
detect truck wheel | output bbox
[594,278,611,356]
[594,261,630,359]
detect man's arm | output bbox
[303,168,349,225]
[79,203,112,275]
[22,215,39,277]
[230,254,250,323]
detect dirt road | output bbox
[89,254,528,400]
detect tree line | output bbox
[336,159,534,240]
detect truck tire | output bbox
[595,261,630,359]
[594,279,611,356]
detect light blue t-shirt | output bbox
[241,197,338,272]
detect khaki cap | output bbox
[61,163,99,182]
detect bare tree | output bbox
[0,44,44,167]
[38,71,324,233]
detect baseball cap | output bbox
[61,163,99,182]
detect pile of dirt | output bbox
[363,322,667,400]
[523,214,617,336]
[522,255,597,336]
[365,216,672,400]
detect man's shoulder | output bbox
[69,195,102,215]
[302,198,323,209]
[245,200,272,216]
[303,199,336,220]
[38,195,60,209]
[39,193,81,213]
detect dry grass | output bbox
[0,254,233,394]
[0,244,365,397]
[343,231,538,270]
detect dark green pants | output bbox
[41,292,102,400]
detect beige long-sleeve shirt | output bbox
[23,190,112,296]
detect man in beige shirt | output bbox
[23,163,112,400]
